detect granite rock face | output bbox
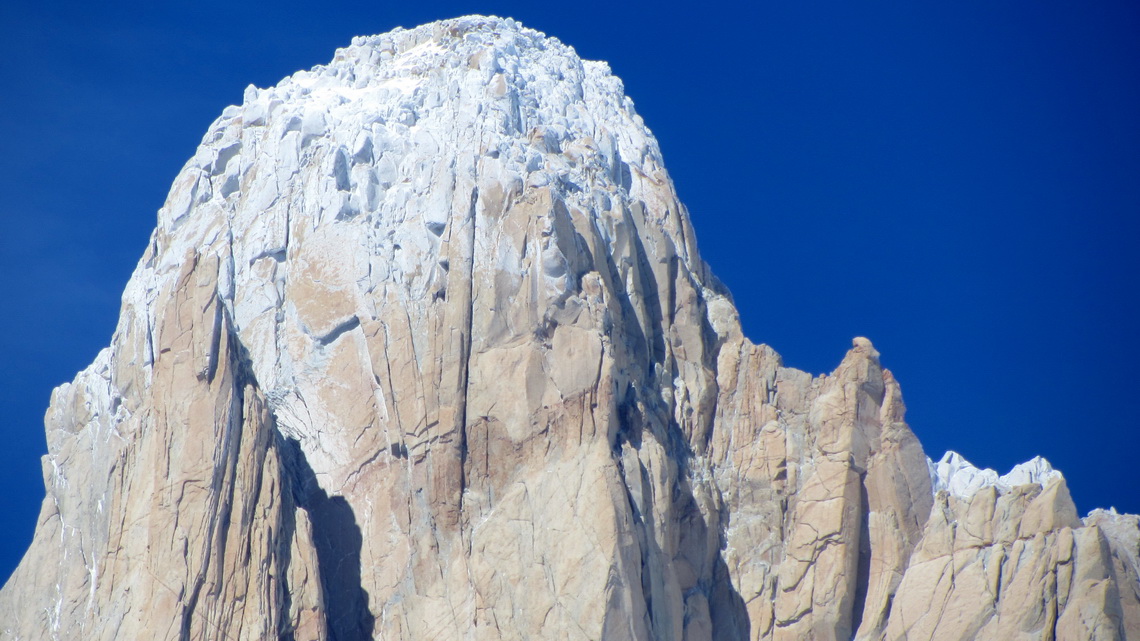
[2,16,1137,641]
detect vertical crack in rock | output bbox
[849,481,872,636]
[623,202,667,374]
[457,184,478,525]
[181,308,260,640]
[276,480,300,641]
[201,292,223,383]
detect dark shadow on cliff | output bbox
[611,390,751,640]
[710,554,750,641]
[284,438,375,641]
[275,461,299,641]
[849,481,873,635]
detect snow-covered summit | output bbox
[928,450,1065,500]
[116,14,705,473]
[150,13,685,283]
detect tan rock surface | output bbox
[2,16,1136,641]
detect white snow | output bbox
[928,450,1065,500]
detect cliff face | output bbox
[1,16,1137,641]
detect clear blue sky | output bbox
[2,1,1137,583]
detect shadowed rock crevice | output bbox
[613,383,750,640]
[316,316,361,347]
[709,554,750,641]
[285,439,374,641]
[276,479,299,641]
[850,482,872,636]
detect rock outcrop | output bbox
[2,16,1137,641]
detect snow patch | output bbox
[928,450,1064,500]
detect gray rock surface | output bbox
[2,16,1137,641]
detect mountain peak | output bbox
[3,18,1137,641]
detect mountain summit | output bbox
[2,16,1137,641]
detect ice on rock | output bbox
[929,450,1065,500]
[1002,455,1064,488]
[928,451,1001,499]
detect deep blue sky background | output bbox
[2,1,1137,583]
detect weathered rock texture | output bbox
[2,16,1137,641]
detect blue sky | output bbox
[2,1,1138,583]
